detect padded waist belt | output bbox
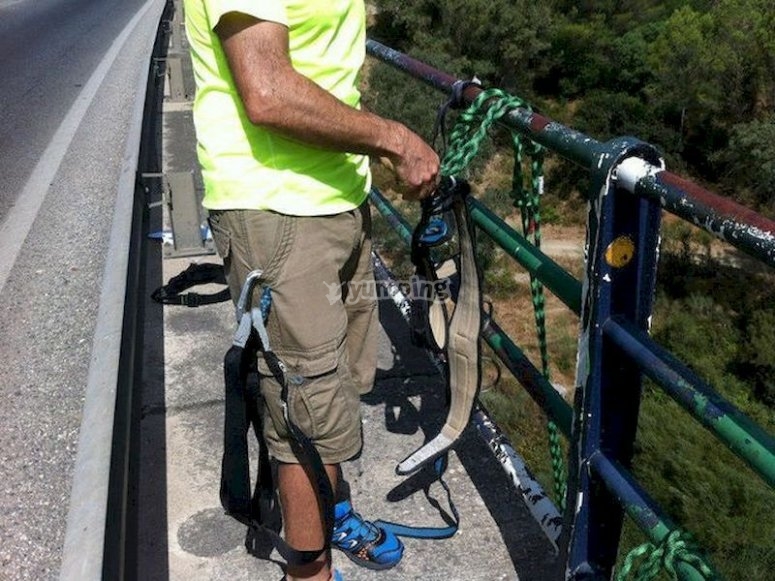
[397,177,483,475]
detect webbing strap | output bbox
[397,177,483,476]
[370,255,466,542]
[375,456,459,540]
[220,271,334,566]
[151,262,231,307]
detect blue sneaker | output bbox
[332,500,404,570]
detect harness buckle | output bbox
[182,293,201,307]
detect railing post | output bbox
[562,138,665,579]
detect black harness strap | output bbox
[151,262,231,307]
[220,272,334,567]
[431,79,483,160]
[409,185,459,354]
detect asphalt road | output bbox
[0,0,166,578]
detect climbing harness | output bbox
[380,88,560,541]
[150,263,327,558]
[370,254,462,542]
[437,86,569,510]
[151,262,230,307]
[220,270,335,566]
[398,175,484,476]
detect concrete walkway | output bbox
[133,5,558,579]
[136,264,557,580]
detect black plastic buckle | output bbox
[182,293,201,307]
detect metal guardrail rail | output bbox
[366,38,775,580]
[366,40,775,270]
[59,1,170,579]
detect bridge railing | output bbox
[366,38,775,580]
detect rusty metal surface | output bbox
[644,171,775,268]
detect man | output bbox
[183,1,440,580]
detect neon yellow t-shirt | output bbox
[184,0,371,215]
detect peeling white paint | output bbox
[748,225,775,243]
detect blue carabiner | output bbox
[418,216,451,246]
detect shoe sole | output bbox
[334,545,404,571]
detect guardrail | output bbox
[59,1,170,579]
[366,38,775,580]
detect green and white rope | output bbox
[617,529,717,580]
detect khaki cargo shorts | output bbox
[209,203,378,464]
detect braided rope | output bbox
[509,129,568,511]
[440,88,567,509]
[617,530,716,580]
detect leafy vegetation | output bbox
[367,1,775,579]
[368,0,775,216]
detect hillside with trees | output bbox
[369,0,774,214]
[366,1,775,579]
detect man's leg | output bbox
[280,463,338,581]
[342,203,378,395]
[211,208,365,579]
[332,203,404,570]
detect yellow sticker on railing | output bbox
[605,236,636,268]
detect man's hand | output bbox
[385,126,440,201]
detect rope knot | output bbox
[618,529,715,580]
[432,77,483,158]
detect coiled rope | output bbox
[617,530,715,580]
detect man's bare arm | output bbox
[216,12,439,199]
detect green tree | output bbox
[541,15,614,97]
[738,306,775,406]
[713,115,775,211]
[712,0,775,118]
[373,0,553,92]
[645,1,775,173]
[645,7,719,147]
